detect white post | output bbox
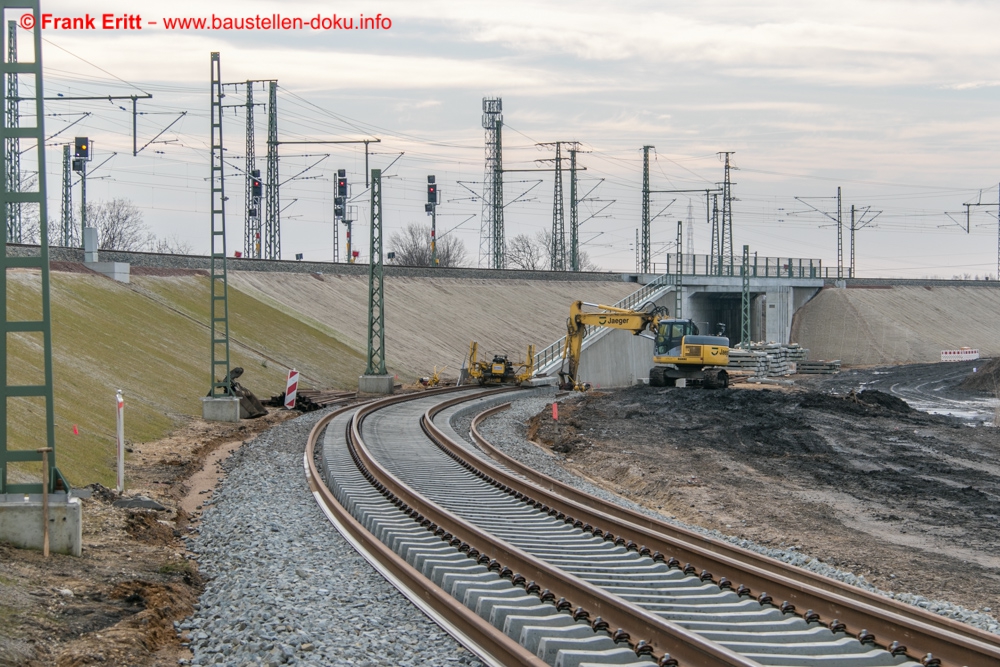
[116,390,125,494]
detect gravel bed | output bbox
[459,394,1000,636]
[177,408,484,667]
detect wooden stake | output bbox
[37,447,53,558]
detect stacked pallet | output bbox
[796,360,842,374]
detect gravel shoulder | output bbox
[466,368,1000,635]
[180,407,483,667]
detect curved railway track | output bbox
[303,387,1000,667]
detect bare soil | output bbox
[527,364,1000,615]
[0,410,296,667]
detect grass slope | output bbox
[7,270,365,488]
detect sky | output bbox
[9,0,1000,277]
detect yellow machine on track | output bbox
[559,301,730,390]
[462,342,536,386]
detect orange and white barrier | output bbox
[940,348,979,362]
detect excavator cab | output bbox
[655,320,699,358]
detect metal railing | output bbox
[651,254,822,279]
[533,274,676,374]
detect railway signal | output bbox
[74,136,89,159]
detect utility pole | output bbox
[367,168,385,375]
[1,0,66,493]
[847,204,880,278]
[675,221,683,318]
[208,52,231,399]
[685,200,694,256]
[837,186,843,279]
[243,82,261,259]
[264,81,279,260]
[5,20,19,243]
[741,245,751,349]
[710,193,720,274]
[61,145,72,247]
[641,145,652,273]
[959,188,999,279]
[537,141,568,271]
[635,229,639,273]
[569,147,579,271]
[480,97,504,268]
[719,152,736,274]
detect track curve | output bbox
[305,388,1000,667]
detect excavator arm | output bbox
[559,301,667,390]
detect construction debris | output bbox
[265,389,356,412]
[212,367,268,419]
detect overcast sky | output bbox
[13,0,1000,277]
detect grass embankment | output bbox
[7,271,366,488]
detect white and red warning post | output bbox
[285,369,299,410]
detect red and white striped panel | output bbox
[940,349,980,362]
[285,369,300,409]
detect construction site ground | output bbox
[527,360,1000,615]
[0,410,296,667]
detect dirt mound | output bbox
[526,400,594,455]
[125,511,177,546]
[56,580,197,667]
[528,373,1000,614]
[960,357,1000,392]
[797,389,912,416]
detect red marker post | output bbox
[116,390,125,493]
[552,402,558,421]
[285,369,299,410]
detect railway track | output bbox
[303,387,1000,667]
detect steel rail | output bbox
[349,388,761,667]
[302,391,547,667]
[419,398,1000,667]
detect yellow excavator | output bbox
[559,301,730,390]
[462,342,536,386]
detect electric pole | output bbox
[480,97,504,269]
[569,147,579,271]
[641,145,652,273]
[366,168,386,376]
[537,141,571,271]
[741,245,751,349]
[711,193,720,274]
[675,221,683,318]
[719,151,736,274]
[61,145,72,247]
[685,200,694,256]
[5,20,19,243]
[208,52,231,398]
[837,186,842,279]
[264,81,279,260]
[243,82,263,259]
[1,0,65,493]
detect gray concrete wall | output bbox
[0,495,82,556]
[9,244,628,283]
[571,288,675,388]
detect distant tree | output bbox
[506,233,545,270]
[532,228,601,272]
[87,199,152,251]
[387,223,468,267]
[150,234,194,255]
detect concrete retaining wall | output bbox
[792,285,1000,366]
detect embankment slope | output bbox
[792,285,1000,365]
